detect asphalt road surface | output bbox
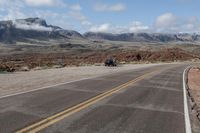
[0,63,190,133]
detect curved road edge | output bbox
[183,66,192,133]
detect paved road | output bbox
[0,64,189,133]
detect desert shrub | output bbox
[0,64,15,72]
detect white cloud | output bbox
[94,3,126,12]
[0,1,200,34]
[70,4,82,11]
[2,8,26,20]
[34,10,74,30]
[88,21,150,33]
[0,0,26,20]
[129,21,149,32]
[81,21,92,26]
[87,19,199,33]
[24,0,65,7]
[0,0,83,31]
[181,17,200,33]
[154,13,200,33]
[13,20,52,31]
[89,23,110,32]
[155,13,177,28]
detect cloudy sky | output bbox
[0,0,200,33]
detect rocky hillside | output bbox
[0,18,83,44]
[0,48,199,72]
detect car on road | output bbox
[104,58,117,67]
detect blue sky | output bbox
[0,0,200,33]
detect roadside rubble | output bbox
[187,66,200,133]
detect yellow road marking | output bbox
[16,69,157,133]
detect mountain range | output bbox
[0,17,200,44]
[0,18,83,44]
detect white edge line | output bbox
[183,66,192,133]
[0,76,100,99]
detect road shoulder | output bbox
[187,66,200,133]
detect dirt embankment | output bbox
[188,67,200,120]
[0,48,198,72]
[188,66,200,133]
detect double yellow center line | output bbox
[16,69,157,133]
